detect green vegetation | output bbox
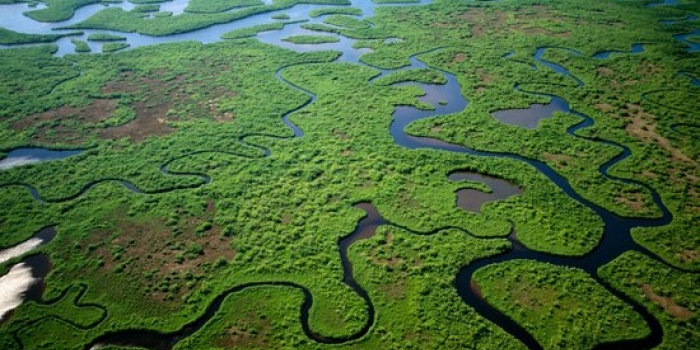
[60,0,350,36]
[282,34,340,44]
[87,33,126,41]
[102,42,130,53]
[599,252,700,349]
[185,0,264,14]
[23,0,101,22]
[373,68,447,86]
[221,20,305,39]
[131,4,160,12]
[323,14,370,30]
[475,260,650,349]
[152,10,173,18]
[271,13,290,20]
[0,27,81,45]
[309,6,362,18]
[71,38,91,53]
[1,0,699,348]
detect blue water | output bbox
[647,0,679,7]
[592,43,645,59]
[0,148,82,170]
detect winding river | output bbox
[2,0,699,349]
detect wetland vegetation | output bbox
[0,0,698,349]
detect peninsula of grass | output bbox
[221,20,305,39]
[474,260,650,349]
[323,14,370,30]
[372,68,447,86]
[184,0,264,14]
[87,33,126,42]
[101,42,130,53]
[309,6,362,17]
[282,34,340,44]
[71,38,91,53]
[0,27,81,45]
[23,0,101,22]
[131,4,160,12]
[599,251,700,349]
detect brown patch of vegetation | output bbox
[507,24,570,37]
[439,5,567,39]
[615,192,646,212]
[378,278,407,300]
[99,74,188,142]
[595,103,613,112]
[341,149,353,157]
[676,249,700,264]
[505,279,557,311]
[369,232,422,270]
[370,233,405,267]
[215,312,270,349]
[13,67,238,145]
[430,124,443,133]
[640,61,662,77]
[543,152,572,169]
[641,284,694,321]
[515,287,555,310]
[399,190,421,209]
[12,99,118,145]
[85,201,235,301]
[597,67,614,76]
[333,128,350,141]
[621,104,696,165]
[641,170,658,179]
[514,4,565,22]
[474,68,497,85]
[455,8,508,37]
[453,53,466,63]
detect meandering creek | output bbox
[1,0,698,349]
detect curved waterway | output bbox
[84,203,382,350]
[386,47,678,349]
[87,44,684,350]
[0,0,430,56]
[3,1,697,349]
